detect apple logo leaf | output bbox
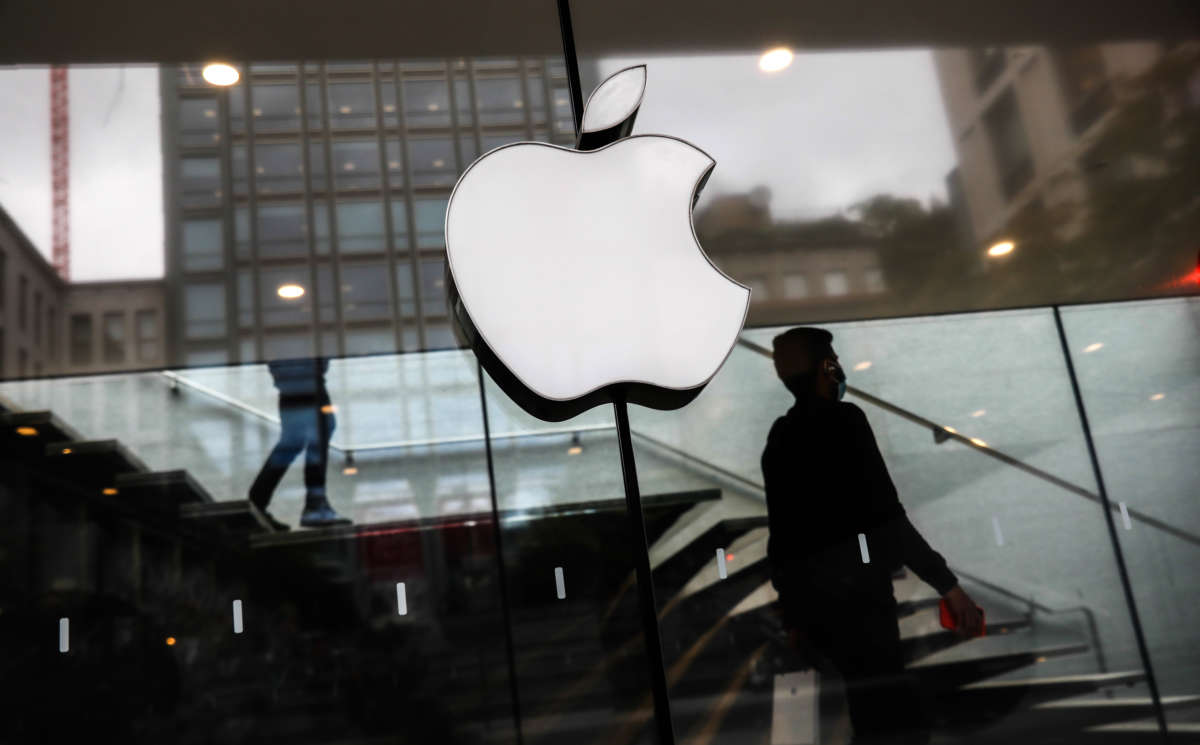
[578,64,646,152]
[445,65,750,422]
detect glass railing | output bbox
[0,297,1195,743]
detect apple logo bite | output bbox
[445,65,750,422]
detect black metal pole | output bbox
[1052,306,1169,743]
[477,362,524,745]
[613,392,677,745]
[556,0,585,134]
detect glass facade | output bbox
[0,4,1197,743]
[166,58,575,362]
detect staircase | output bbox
[1,397,1197,745]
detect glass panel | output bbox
[250,83,301,132]
[237,269,254,327]
[412,197,448,249]
[102,311,125,363]
[419,257,447,317]
[408,137,456,187]
[341,262,392,320]
[404,77,451,128]
[180,157,221,206]
[1061,298,1200,733]
[178,97,220,146]
[384,137,406,189]
[184,282,225,338]
[332,139,382,191]
[336,201,385,254]
[475,75,526,126]
[135,309,158,362]
[305,80,324,130]
[231,143,248,195]
[389,201,411,251]
[182,218,224,272]
[234,206,250,259]
[256,203,308,258]
[254,142,304,193]
[258,266,313,326]
[453,77,473,126]
[328,81,376,129]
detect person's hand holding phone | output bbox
[941,585,985,638]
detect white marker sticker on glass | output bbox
[59,617,69,653]
[232,599,244,634]
[716,548,728,579]
[858,533,870,564]
[396,582,408,615]
[554,567,566,600]
[1119,502,1132,531]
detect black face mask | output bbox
[825,361,847,401]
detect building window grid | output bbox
[179,57,562,357]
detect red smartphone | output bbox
[939,598,986,637]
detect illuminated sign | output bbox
[446,65,749,421]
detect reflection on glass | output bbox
[332,139,381,191]
[182,218,224,272]
[412,197,448,249]
[408,137,456,186]
[256,203,308,258]
[327,81,375,129]
[179,157,221,206]
[404,77,450,128]
[178,97,220,146]
[336,201,385,254]
[184,283,225,338]
[254,142,304,193]
[251,83,301,131]
[341,263,392,320]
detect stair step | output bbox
[181,499,278,536]
[0,410,85,449]
[43,439,150,487]
[113,469,215,517]
[910,643,1090,691]
[903,617,1033,663]
[959,670,1146,706]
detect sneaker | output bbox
[300,498,352,528]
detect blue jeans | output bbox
[249,396,336,509]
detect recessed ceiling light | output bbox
[15,426,37,436]
[1150,393,1165,401]
[759,47,794,73]
[202,63,240,86]
[987,240,1015,257]
[853,361,872,371]
[277,284,305,299]
[1083,342,1104,353]
[971,409,986,418]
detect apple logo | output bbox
[445,65,750,422]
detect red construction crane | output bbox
[50,65,69,280]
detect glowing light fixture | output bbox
[759,47,794,73]
[1150,393,1165,401]
[277,284,305,300]
[971,409,986,418]
[61,447,73,455]
[15,426,38,437]
[567,432,583,456]
[853,361,872,372]
[202,63,240,87]
[102,488,118,496]
[987,240,1015,257]
[970,437,988,448]
[1083,342,1104,354]
[320,404,336,414]
[165,636,177,646]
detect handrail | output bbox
[735,337,1200,548]
[160,368,760,495]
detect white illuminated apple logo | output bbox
[445,65,750,421]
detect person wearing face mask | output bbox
[762,327,982,744]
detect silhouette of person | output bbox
[762,327,982,744]
[249,357,351,530]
